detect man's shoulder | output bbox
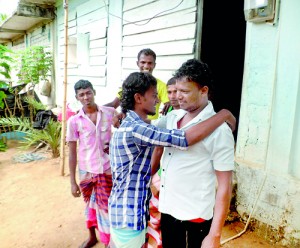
[153,109,184,128]
[125,115,149,130]
[117,118,144,134]
[202,113,234,140]
[68,109,82,122]
[156,78,166,86]
[155,77,168,102]
[166,109,185,118]
[98,105,115,113]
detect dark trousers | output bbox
[161,213,212,248]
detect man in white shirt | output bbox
[157,59,235,248]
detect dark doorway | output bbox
[200,1,246,140]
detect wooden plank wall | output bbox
[55,0,199,105]
[121,0,197,83]
[29,24,52,47]
[57,0,108,93]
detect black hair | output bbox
[74,79,94,94]
[121,72,157,113]
[167,76,176,86]
[174,59,214,99]
[137,48,156,62]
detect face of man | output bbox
[167,84,180,109]
[176,77,208,113]
[137,54,156,74]
[140,85,159,116]
[75,87,96,107]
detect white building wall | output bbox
[121,0,197,84]
[55,0,109,107]
[235,0,300,244]
[55,0,199,107]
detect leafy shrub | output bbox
[0,117,61,158]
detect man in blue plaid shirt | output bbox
[108,72,235,248]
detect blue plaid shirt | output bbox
[108,110,188,230]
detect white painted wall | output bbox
[121,0,197,85]
[235,0,300,243]
[55,0,109,107]
[55,0,199,107]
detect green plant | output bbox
[0,117,61,158]
[0,116,32,130]
[13,46,52,121]
[0,138,7,152]
[15,46,52,85]
[0,13,7,25]
[23,96,46,115]
[0,44,14,108]
[21,119,61,158]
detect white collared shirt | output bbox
[157,101,235,220]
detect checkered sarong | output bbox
[146,172,162,248]
[79,173,112,212]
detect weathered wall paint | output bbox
[236,0,300,243]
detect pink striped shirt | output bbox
[66,105,115,174]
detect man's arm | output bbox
[104,96,120,109]
[161,101,171,116]
[69,141,81,197]
[150,146,164,197]
[185,109,235,146]
[157,78,170,116]
[112,112,125,128]
[201,171,232,248]
[150,146,163,176]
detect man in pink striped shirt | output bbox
[66,80,117,248]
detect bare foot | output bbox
[79,238,98,248]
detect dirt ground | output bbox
[0,140,287,248]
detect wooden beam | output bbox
[0,39,11,43]
[17,3,55,20]
[0,28,26,34]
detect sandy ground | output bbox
[0,140,286,248]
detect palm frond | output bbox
[0,62,11,70]
[0,71,11,79]
[0,117,61,158]
[0,117,32,132]
[19,119,61,158]
[23,97,46,111]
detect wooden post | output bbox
[59,0,68,176]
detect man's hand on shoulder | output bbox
[161,101,171,115]
[225,110,236,132]
[113,112,126,128]
[219,109,236,132]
